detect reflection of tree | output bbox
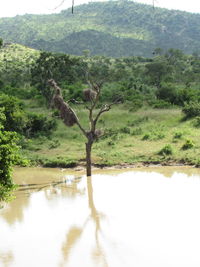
[0,251,14,267]
[87,176,108,267]
[1,177,84,225]
[60,176,108,267]
[1,190,30,225]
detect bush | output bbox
[24,113,57,137]
[193,116,200,128]
[0,130,19,186]
[150,99,172,109]
[131,127,142,135]
[182,101,200,118]
[120,127,131,134]
[142,131,165,141]
[173,131,183,139]
[43,158,77,168]
[142,133,151,140]
[0,94,27,133]
[158,144,173,156]
[49,139,60,149]
[181,139,194,150]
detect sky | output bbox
[0,0,200,18]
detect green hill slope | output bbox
[1,1,200,56]
[0,43,40,86]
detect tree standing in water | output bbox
[48,79,117,176]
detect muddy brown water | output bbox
[1,166,200,267]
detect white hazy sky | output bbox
[0,0,200,18]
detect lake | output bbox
[1,166,200,267]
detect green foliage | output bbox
[31,51,84,105]
[0,129,19,186]
[142,130,165,141]
[62,82,85,101]
[0,43,39,86]
[1,2,200,57]
[158,144,173,156]
[173,131,183,139]
[0,108,20,203]
[43,157,77,168]
[0,94,57,138]
[193,116,200,128]
[0,94,27,133]
[0,184,17,203]
[150,99,172,109]
[181,139,194,150]
[142,133,151,140]
[24,113,57,138]
[120,127,131,134]
[48,139,60,149]
[182,101,200,118]
[145,61,171,87]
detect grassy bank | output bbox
[21,104,200,168]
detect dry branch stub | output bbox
[48,79,78,127]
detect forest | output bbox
[1,1,200,56]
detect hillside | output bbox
[0,43,40,86]
[1,1,200,57]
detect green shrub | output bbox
[107,140,115,146]
[49,139,60,149]
[120,127,131,134]
[101,128,118,139]
[193,116,200,128]
[181,139,194,150]
[43,158,77,168]
[173,131,183,139]
[142,131,165,141]
[131,127,142,135]
[142,133,151,140]
[158,144,173,156]
[0,94,27,133]
[150,99,172,109]
[182,102,200,118]
[24,113,57,137]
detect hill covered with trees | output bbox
[1,1,200,57]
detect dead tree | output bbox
[48,79,117,176]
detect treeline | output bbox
[2,46,200,108]
[29,48,200,108]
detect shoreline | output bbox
[22,160,198,172]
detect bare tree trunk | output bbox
[86,140,93,176]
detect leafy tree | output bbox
[0,108,19,202]
[0,94,27,133]
[31,51,85,106]
[145,61,172,88]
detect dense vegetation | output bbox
[1,1,200,56]
[1,39,200,200]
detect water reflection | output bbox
[1,167,200,267]
[0,251,13,267]
[60,176,108,267]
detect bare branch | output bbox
[52,0,74,14]
[52,0,66,10]
[94,99,122,127]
